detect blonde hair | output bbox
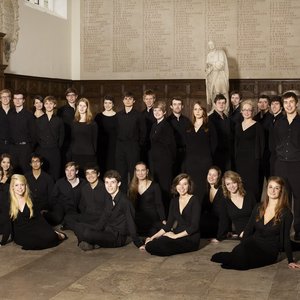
[222,171,246,199]
[9,174,34,220]
[74,98,93,124]
[241,99,256,117]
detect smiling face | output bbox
[12,179,26,197]
[65,166,77,181]
[103,99,114,112]
[241,103,253,120]
[257,98,269,112]
[193,103,204,119]
[176,178,190,196]
[34,98,43,111]
[85,169,99,185]
[31,157,42,171]
[1,157,10,172]
[66,92,77,105]
[207,168,219,186]
[0,92,11,106]
[78,101,88,114]
[44,100,56,113]
[105,177,120,196]
[153,107,165,121]
[267,180,281,200]
[270,101,282,115]
[224,178,238,194]
[231,93,241,107]
[283,97,297,115]
[143,95,155,109]
[135,164,148,181]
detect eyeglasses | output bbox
[241,109,253,112]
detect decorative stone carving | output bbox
[0,0,19,62]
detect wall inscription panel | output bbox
[81,0,300,80]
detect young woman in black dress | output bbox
[200,166,224,240]
[0,153,13,184]
[235,100,264,202]
[33,95,44,119]
[71,98,98,174]
[184,102,217,202]
[8,174,67,250]
[141,173,201,256]
[212,176,300,270]
[217,171,256,241]
[94,95,117,174]
[128,162,166,236]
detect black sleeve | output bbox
[217,199,231,241]
[138,113,147,147]
[208,121,218,155]
[243,204,260,239]
[91,122,98,152]
[185,196,201,235]
[255,123,265,159]
[282,210,294,263]
[163,198,177,232]
[58,118,65,148]
[47,176,55,207]
[153,183,166,221]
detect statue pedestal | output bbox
[0,33,8,90]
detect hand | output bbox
[288,262,300,269]
[162,220,167,225]
[239,231,244,238]
[139,245,146,251]
[210,238,219,243]
[163,232,177,239]
[145,237,152,245]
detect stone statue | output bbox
[205,40,229,113]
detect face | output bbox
[1,157,10,172]
[208,41,215,50]
[13,179,26,197]
[241,103,253,120]
[103,99,114,112]
[78,101,88,114]
[44,100,56,112]
[153,107,166,121]
[231,94,241,107]
[257,98,269,112]
[66,93,78,104]
[85,169,99,185]
[224,178,238,194]
[31,157,42,171]
[123,96,135,108]
[270,101,282,115]
[267,180,281,200]
[193,103,204,119]
[65,166,77,181]
[207,169,219,185]
[215,99,226,114]
[176,178,190,196]
[143,95,155,109]
[283,97,297,115]
[170,99,183,114]
[0,92,11,106]
[13,94,25,108]
[34,99,43,111]
[105,177,120,196]
[135,164,148,181]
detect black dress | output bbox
[0,183,11,245]
[13,204,61,250]
[212,205,294,270]
[145,195,201,256]
[235,122,264,201]
[184,123,217,202]
[217,192,256,240]
[200,187,224,238]
[135,181,166,236]
[94,113,117,174]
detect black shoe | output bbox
[294,232,300,241]
[78,241,94,251]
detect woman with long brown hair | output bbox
[184,101,217,202]
[128,162,166,236]
[0,153,13,184]
[212,176,300,270]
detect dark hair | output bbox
[65,161,79,171]
[84,163,100,174]
[65,87,78,97]
[214,93,227,104]
[143,89,156,100]
[171,96,183,105]
[33,95,43,105]
[103,95,114,104]
[282,91,298,103]
[0,153,13,178]
[270,95,283,107]
[258,94,271,105]
[171,173,194,195]
[13,90,26,98]
[103,170,122,182]
[123,91,134,99]
[189,101,209,132]
[207,166,222,189]
[0,166,3,180]
[30,153,43,163]
[230,90,242,100]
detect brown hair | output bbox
[74,98,93,124]
[171,173,194,195]
[103,170,122,182]
[153,100,167,113]
[207,166,222,189]
[190,101,209,132]
[64,161,79,171]
[0,153,13,179]
[222,171,246,199]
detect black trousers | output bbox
[275,160,300,233]
[10,144,32,174]
[43,204,65,226]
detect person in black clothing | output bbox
[0,89,12,155]
[64,164,106,232]
[71,98,98,175]
[217,171,256,241]
[141,89,156,164]
[269,96,284,176]
[149,101,176,213]
[0,153,13,184]
[57,87,78,168]
[254,95,273,196]
[142,173,201,256]
[166,97,192,176]
[94,95,117,175]
[212,177,300,270]
[128,162,166,236]
[24,154,54,215]
[184,102,217,203]
[274,92,300,241]
[229,91,243,125]
[115,92,146,192]
[43,162,86,226]
[36,96,64,181]
[32,95,44,119]
[8,91,36,174]
[209,94,232,173]
[0,166,11,245]
[235,100,264,202]
[7,174,67,250]
[75,170,143,251]
[200,166,224,240]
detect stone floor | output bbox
[1,232,300,300]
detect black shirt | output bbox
[274,114,300,161]
[0,107,11,142]
[116,108,146,145]
[25,171,54,211]
[57,103,75,143]
[36,114,65,148]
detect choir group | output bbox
[0,87,300,270]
